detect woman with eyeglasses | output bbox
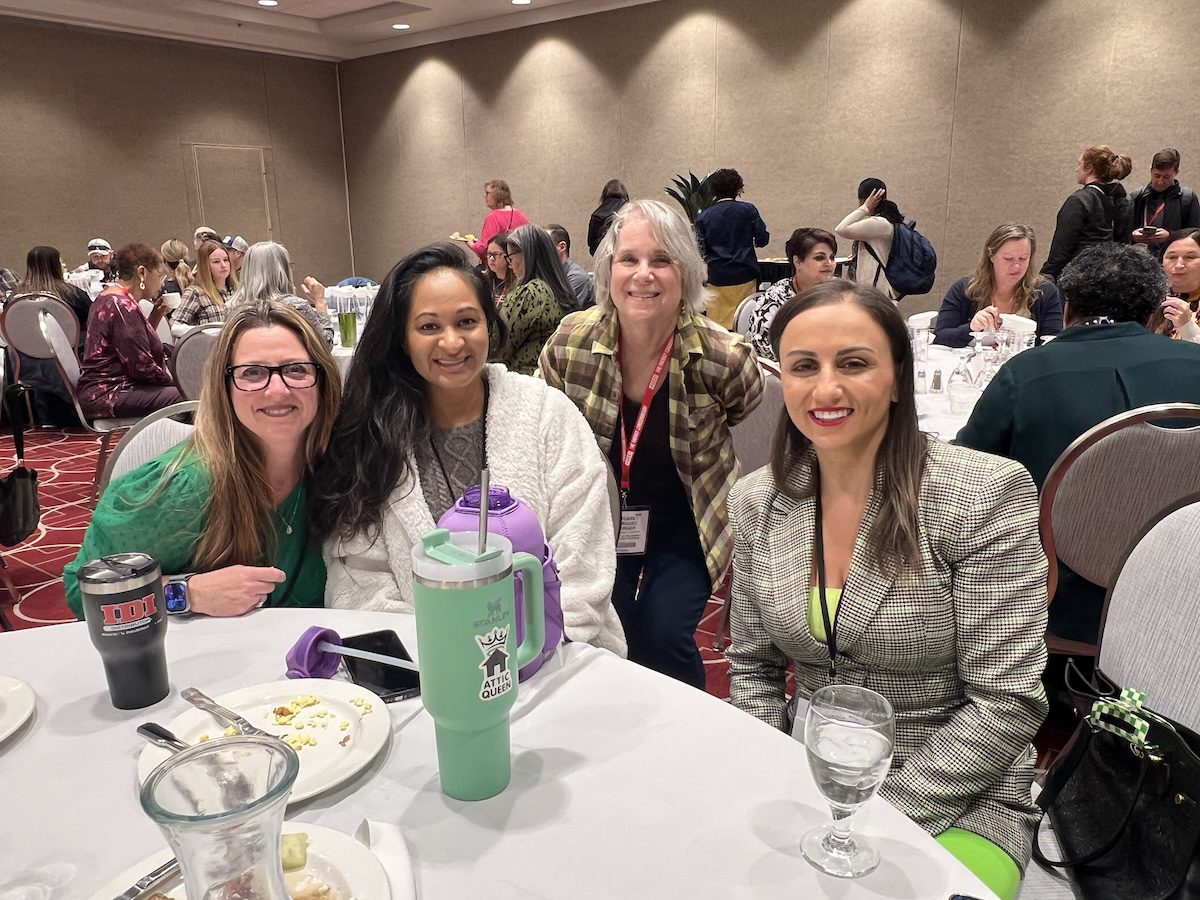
[483,232,514,304]
[65,301,342,618]
[311,243,625,654]
[493,224,576,375]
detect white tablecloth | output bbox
[332,342,354,379]
[1,609,998,900]
[916,344,975,441]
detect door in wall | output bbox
[185,143,278,244]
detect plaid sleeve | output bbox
[717,331,764,427]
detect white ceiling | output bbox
[0,0,666,62]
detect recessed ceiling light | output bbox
[257,0,279,7]
[512,0,532,5]
[391,22,411,29]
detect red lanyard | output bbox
[1145,201,1166,227]
[617,335,674,493]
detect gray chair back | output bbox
[1,293,79,362]
[732,292,762,338]
[1098,498,1200,730]
[1040,403,1200,600]
[731,360,782,479]
[98,400,199,494]
[170,324,222,400]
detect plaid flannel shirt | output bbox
[0,267,19,298]
[174,285,229,327]
[539,305,763,589]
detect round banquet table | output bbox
[916,344,977,441]
[1,608,999,900]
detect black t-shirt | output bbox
[607,384,693,530]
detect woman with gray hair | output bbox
[493,224,574,375]
[230,241,334,348]
[539,198,764,688]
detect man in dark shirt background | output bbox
[694,167,769,330]
[1130,148,1200,259]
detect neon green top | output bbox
[807,585,842,643]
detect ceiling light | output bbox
[391,22,411,29]
[257,0,279,6]
[512,0,532,5]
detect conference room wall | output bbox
[340,0,1200,314]
[0,16,351,283]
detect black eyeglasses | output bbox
[485,251,505,260]
[226,362,319,391]
[504,249,523,262]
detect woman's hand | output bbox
[970,306,1001,332]
[299,276,329,315]
[862,188,886,214]
[186,566,287,616]
[1162,297,1199,338]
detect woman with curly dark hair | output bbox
[694,167,769,329]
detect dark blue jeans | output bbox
[612,521,711,689]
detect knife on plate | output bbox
[111,856,178,900]
[180,687,271,738]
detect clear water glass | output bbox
[140,735,299,900]
[801,684,895,878]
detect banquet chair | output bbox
[170,324,222,400]
[714,359,784,650]
[732,292,763,338]
[0,292,79,388]
[97,399,199,496]
[1040,402,1200,656]
[36,311,141,496]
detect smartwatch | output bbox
[164,573,195,615]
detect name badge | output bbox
[616,506,650,556]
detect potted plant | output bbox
[664,172,715,224]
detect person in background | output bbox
[588,179,629,256]
[836,177,904,299]
[468,179,530,262]
[547,223,595,310]
[77,243,182,418]
[65,300,341,618]
[1148,228,1200,342]
[175,239,238,328]
[746,227,838,360]
[483,231,514,305]
[230,241,334,348]
[694,167,769,329]
[1129,149,1200,259]
[11,245,93,424]
[1040,145,1133,282]
[933,224,1062,347]
[222,235,249,275]
[193,226,219,252]
[0,265,18,299]
[311,243,625,654]
[74,238,115,280]
[493,224,574,375]
[540,199,763,689]
[160,239,193,297]
[958,242,1200,643]
[727,281,1046,900]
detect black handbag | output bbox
[1034,661,1200,899]
[0,383,40,547]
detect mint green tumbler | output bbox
[411,528,545,800]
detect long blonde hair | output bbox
[160,239,193,292]
[188,301,341,569]
[193,239,239,311]
[966,224,1045,317]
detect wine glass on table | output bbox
[801,684,895,878]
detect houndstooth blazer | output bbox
[726,436,1049,867]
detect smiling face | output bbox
[228,325,318,452]
[405,268,490,395]
[792,242,837,292]
[990,237,1032,290]
[610,216,682,337]
[209,247,231,288]
[1164,237,1200,296]
[779,301,897,464]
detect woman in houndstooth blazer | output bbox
[726,280,1048,896]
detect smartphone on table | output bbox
[340,629,420,702]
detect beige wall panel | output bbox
[167,43,273,148]
[712,2,832,258]
[262,55,352,282]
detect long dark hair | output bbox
[309,243,508,542]
[857,177,904,225]
[20,245,70,295]
[506,224,574,312]
[599,178,629,204]
[767,279,927,571]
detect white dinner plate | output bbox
[137,679,389,803]
[88,822,390,900]
[0,675,36,746]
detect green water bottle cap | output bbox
[412,529,510,585]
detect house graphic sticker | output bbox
[476,625,512,701]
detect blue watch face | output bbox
[164,580,189,613]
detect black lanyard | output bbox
[812,468,839,679]
[428,379,490,501]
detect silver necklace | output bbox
[278,487,302,535]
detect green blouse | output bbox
[64,444,325,619]
[495,278,563,375]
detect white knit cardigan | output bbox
[323,364,627,657]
